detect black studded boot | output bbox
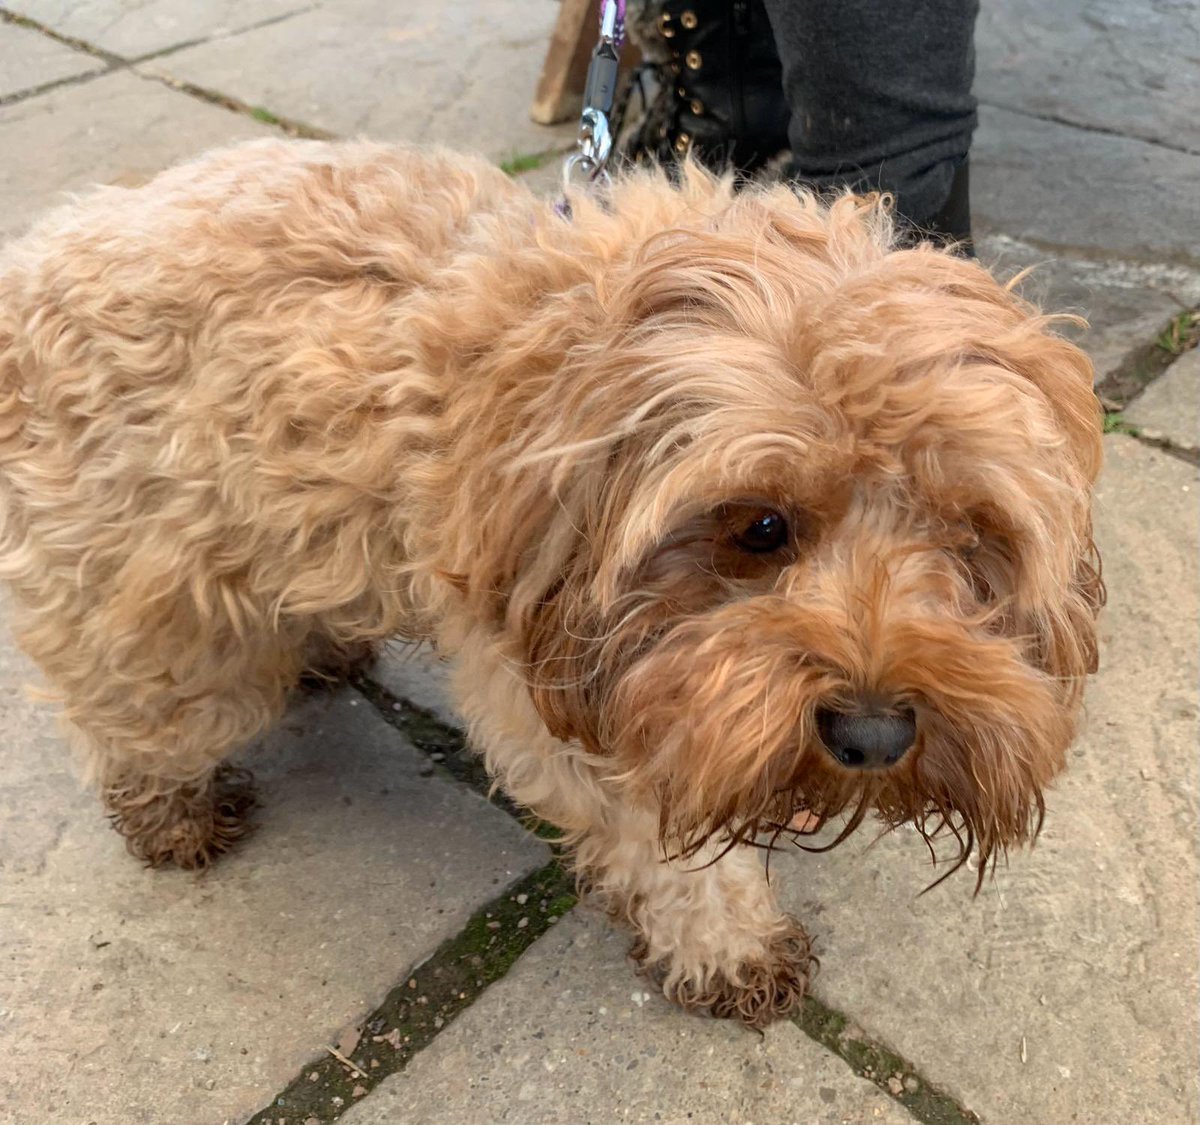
[616,0,791,175]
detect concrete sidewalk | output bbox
[1,3,1197,1124]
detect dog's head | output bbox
[456,169,1104,882]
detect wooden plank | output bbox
[530,0,641,126]
[530,0,595,125]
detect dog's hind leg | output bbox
[102,764,258,869]
[299,634,383,688]
[15,586,312,868]
[82,631,307,867]
[83,646,300,868]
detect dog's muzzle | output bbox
[816,703,917,770]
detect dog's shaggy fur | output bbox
[0,140,1103,1025]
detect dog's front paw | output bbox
[637,916,814,1028]
[702,921,813,1027]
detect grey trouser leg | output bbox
[760,0,979,226]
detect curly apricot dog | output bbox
[0,140,1103,1025]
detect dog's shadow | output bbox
[219,684,502,882]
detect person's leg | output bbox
[761,0,979,243]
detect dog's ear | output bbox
[989,292,1105,488]
[1035,341,1105,678]
[986,305,1105,679]
[1032,519,1104,686]
[517,567,604,749]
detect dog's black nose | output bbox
[816,704,916,769]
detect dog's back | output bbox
[0,140,528,815]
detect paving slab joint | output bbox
[243,860,578,1125]
[1098,305,1199,464]
[132,67,337,140]
[795,997,981,1125]
[0,65,110,108]
[976,97,1200,158]
[0,5,334,138]
[0,5,123,64]
[1102,415,1199,466]
[1097,305,1199,410]
[0,5,123,107]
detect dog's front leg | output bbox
[577,806,813,1027]
[449,631,812,1027]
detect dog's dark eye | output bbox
[732,510,789,554]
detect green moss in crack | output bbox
[794,995,980,1125]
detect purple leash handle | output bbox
[600,0,627,52]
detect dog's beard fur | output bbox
[499,182,1105,889]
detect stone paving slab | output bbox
[764,436,1199,1125]
[372,642,460,729]
[977,234,1200,383]
[9,0,306,59]
[0,637,547,1125]
[976,0,1200,155]
[143,0,576,162]
[341,908,915,1125]
[972,104,1200,267]
[1125,347,1200,450]
[0,68,274,240]
[0,19,104,99]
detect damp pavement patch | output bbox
[973,105,1200,267]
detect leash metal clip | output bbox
[561,0,626,193]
